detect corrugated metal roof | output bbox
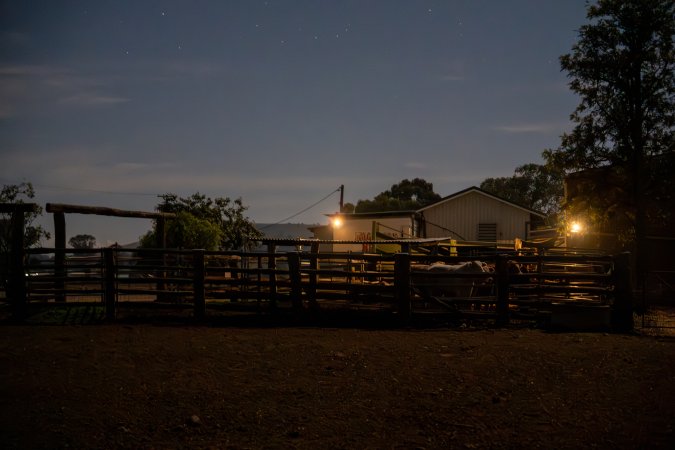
[325,210,419,219]
[258,237,455,245]
[417,186,546,217]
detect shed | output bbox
[417,186,546,243]
[314,211,419,253]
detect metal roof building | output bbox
[417,186,546,243]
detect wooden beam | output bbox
[46,203,175,219]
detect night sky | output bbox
[1,1,587,245]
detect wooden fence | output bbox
[2,246,633,330]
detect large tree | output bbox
[0,182,50,253]
[544,0,674,279]
[68,234,97,249]
[140,193,262,250]
[480,163,564,217]
[1,183,50,289]
[354,178,442,213]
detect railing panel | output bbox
[8,247,627,328]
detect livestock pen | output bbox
[2,239,633,331]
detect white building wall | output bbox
[422,191,531,241]
[331,217,414,252]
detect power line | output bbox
[260,187,342,229]
[2,177,344,227]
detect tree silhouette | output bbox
[68,234,97,249]
[0,182,50,254]
[544,0,674,286]
[355,178,442,213]
[140,193,262,250]
[480,163,563,217]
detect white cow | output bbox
[411,261,489,299]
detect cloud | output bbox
[0,64,130,117]
[0,147,347,198]
[2,143,529,225]
[404,162,429,170]
[440,74,464,82]
[111,162,153,171]
[1,31,31,48]
[0,104,14,119]
[492,123,559,134]
[162,60,228,78]
[437,59,466,82]
[0,64,60,77]
[59,93,130,106]
[0,58,235,118]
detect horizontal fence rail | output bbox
[3,247,633,330]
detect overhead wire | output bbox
[1,177,343,228]
[259,186,342,229]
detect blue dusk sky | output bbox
[1,0,587,245]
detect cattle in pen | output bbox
[411,261,490,299]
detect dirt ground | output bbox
[1,317,674,449]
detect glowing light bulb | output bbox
[570,221,583,234]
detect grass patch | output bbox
[25,305,106,325]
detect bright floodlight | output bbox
[332,217,343,228]
[569,221,583,234]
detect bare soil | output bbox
[1,317,674,449]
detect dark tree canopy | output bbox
[544,0,674,241]
[68,234,97,249]
[340,202,356,214]
[0,182,50,253]
[355,178,442,213]
[480,163,564,217]
[140,193,262,250]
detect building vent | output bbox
[477,223,497,241]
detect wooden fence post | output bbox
[495,254,510,327]
[156,218,166,298]
[287,251,303,311]
[54,212,66,302]
[395,253,411,322]
[267,243,277,310]
[104,248,116,321]
[308,242,319,310]
[612,252,634,332]
[536,253,544,302]
[9,211,27,320]
[0,204,40,321]
[193,249,206,320]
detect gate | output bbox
[2,244,634,332]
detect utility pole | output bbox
[339,184,344,212]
